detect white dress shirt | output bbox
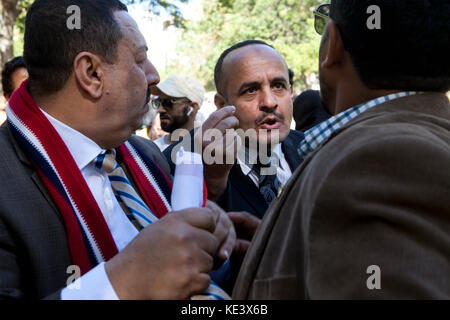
[236,143,292,189]
[40,110,137,300]
[153,134,171,152]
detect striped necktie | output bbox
[94,150,157,230]
[253,161,282,205]
[94,150,231,300]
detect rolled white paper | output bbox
[171,147,204,211]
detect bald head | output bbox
[222,45,289,100]
[215,40,284,98]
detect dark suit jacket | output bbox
[233,93,450,299]
[216,130,304,219]
[164,129,304,293]
[0,124,172,300]
[164,130,304,219]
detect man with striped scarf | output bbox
[0,0,234,300]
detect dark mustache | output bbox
[255,111,285,126]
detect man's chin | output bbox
[160,123,172,133]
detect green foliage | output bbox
[164,0,323,92]
[125,0,188,27]
[13,0,32,56]
[10,0,324,93]
[12,0,187,56]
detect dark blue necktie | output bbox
[253,162,281,205]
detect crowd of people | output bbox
[0,0,448,300]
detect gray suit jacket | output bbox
[233,93,450,299]
[0,123,172,300]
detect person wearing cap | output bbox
[151,74,206,151]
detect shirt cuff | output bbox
[60,262,119,300]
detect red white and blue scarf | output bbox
[6,81,222,299]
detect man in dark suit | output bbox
[233,0,450,299]
[213,130,303,219]
[0,0,234,300]
[212,40,304,219]
[164,41,304,292]
[165,41,304,220]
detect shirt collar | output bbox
[41,109,105,170]
[298,91,422,158]
[237,143,283,176]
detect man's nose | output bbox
[157,104,166,114]
[145,59,160,87]
[259,87,277,111]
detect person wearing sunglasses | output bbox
[151,74,206,151]
[233,0,450,299]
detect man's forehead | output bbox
[223,45,288,81]
[114,10,147,49]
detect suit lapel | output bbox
[229,165,268,217]
[7,123,62,221]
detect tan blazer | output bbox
[233,93,450,299]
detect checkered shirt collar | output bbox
[298,91,422,158]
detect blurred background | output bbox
[0,0,324,121]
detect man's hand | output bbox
[227,211,261,257]
[195,106,241,201]
[205,201,236,263]
[105,207,220,300]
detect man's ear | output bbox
[321,20,345,70]
[191,102,200,112]
[73,52,105,99]
[214,93,227,110]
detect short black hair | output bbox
[24,0,128,96]
[214,40,273,96]
[288,68,294,87]
[293,90,331,132]
[330,0,450,92]
[2,56,27,98]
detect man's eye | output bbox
[245,87,257,94]
[273,83,286,89]
[137,56,147,65]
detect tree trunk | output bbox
[0,0,21,96]
[299,71,312,92]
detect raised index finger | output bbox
[202,105,237,130]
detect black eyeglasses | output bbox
[313,3,330,35]
[151,97,190,110]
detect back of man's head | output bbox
[293,90,331,132]
[330,0,449,92]
[24,0,128,96]
[2,57,27,99]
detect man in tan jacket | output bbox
[233,0,450,299]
